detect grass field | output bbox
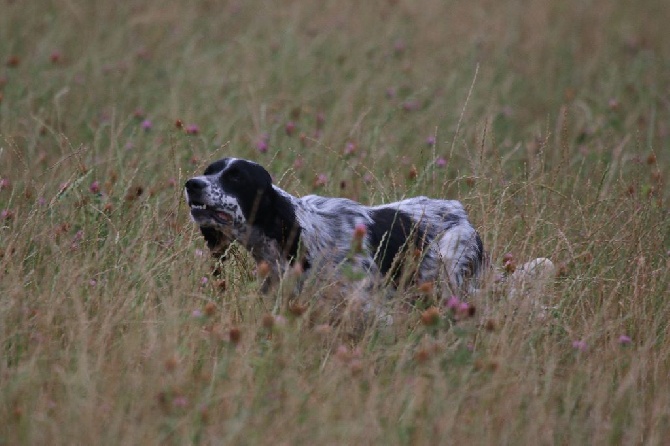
[1,0,669,444]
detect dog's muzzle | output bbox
[185,179,233,225]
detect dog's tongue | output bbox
[217,211,232,222]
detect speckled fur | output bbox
[185,158,484,294]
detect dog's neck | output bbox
[234,186,304,271]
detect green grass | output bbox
[1,0,669,444]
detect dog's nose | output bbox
[185,178,207,193]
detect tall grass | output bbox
[1,0,668,443]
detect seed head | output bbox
[353,223,367,240]
[50,50,62,63]
[204,302,216,316]
[484,319,498,332]
[164,355,178,372]
[228,327,241,344]
[408,165,418,180]
[7,55,20,67]
[414,348,431,363]
[420,306,440,326]
[417,281,434,294]
[261,313,275,329]
[257,261,271,278]
[288,301,307,317]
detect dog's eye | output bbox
[226,169,241,181]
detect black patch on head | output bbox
[203,158,229,176]
[367,208,428,281]
[216,159,274,223]
[209,159,303,265]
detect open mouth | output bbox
[189,203,233,224]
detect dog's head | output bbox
[184,158,275,255]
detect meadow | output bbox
[1,0,669,444]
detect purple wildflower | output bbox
[572,340,588,352]
[141,119,152,131]
[445,295,460,310]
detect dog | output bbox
[185,157,485,296]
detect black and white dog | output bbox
[185,158,485,294]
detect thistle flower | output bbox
[393,38,407,55]
[141,119,152,131]
[285,121,297,136]
[402,100,420,112]
[315,111,326,129]
[256,134,269,153]
[445,295,460,310]
[344,142,357,156]
[618,335,632,345]
[314,173,328,188]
